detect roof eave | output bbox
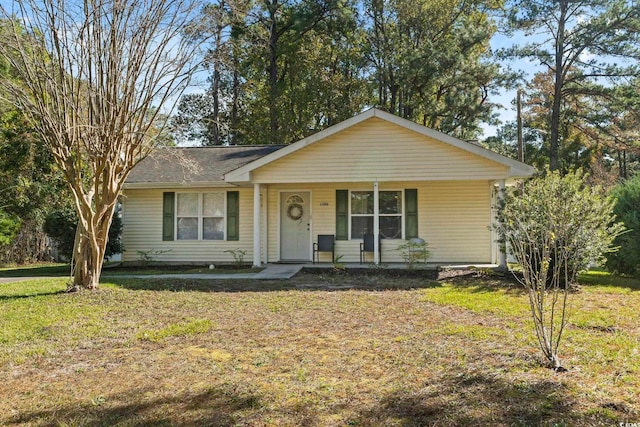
[123,181,232,190]
[507,163,537,178]
[224,171,252,184]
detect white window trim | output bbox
[175,191,227,241]
[348,189,404,240]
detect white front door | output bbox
[280,191,311,261]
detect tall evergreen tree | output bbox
[365,0,508,138]
[175,0,368,145]
[503,0,640,171]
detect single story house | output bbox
[122,108,535,267]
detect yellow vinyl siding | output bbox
[122,188,256,264]
[265,181,492,264]
[252,118,508,183]
[123,182,492,265]
[421,181,491,263]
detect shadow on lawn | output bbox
[577,270,640,291]
[8,385,262,427]
[353,371,611,426]
[0,264,69,278]
[445,269,640,293]
[103,275,442,293]
[0,290,67,301]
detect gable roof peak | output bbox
[225,109,535,182]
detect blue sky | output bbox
[481,32,538,138]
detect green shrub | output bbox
[606,175,640,277]
[43,207,77,259]
[496,170,624,284]
[44,206,122,260]
[0,210,20,245]
[397,238,431,269]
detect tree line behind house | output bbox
[173,0,640,180]
[0,0,639,281]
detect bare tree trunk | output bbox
[267,0,280,145]
[549,1,568,172]
[68,192,116,290]
[211,66,221,146]
[210,19,224,146]
[231,61,240,145]
[71,230,99,291]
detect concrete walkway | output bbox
[101,263,305,281]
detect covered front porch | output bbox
[247,180,508,269]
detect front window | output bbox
[177,193,199,240]
[202,193,225,240]
[379,191,402,239]
[177,192,225,240]
[350,190,402,239]
[350,191,374,238]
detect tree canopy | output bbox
[172,0,640,183]
[500,0,640,173]
[173,0,509,145]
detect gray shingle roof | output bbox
[126,145,284,184]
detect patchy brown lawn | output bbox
[0,269,638,426]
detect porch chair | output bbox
[313,234,335,264]
[360,234,382,264]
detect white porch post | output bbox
[253,183,262,267]
[498,179,507,270]
[262,185,268,264]
[373,180,380,265]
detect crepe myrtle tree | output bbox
[0,0,207,290]
[495,170,623,370]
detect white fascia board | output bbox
[226,171,251,183]
[123,181,235,190]
[508,163,537,178]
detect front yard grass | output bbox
[0,269,638,426]
[0,263,262,278]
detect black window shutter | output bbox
[162,192,175,241]
[336,189,348,240]
[227,191,240,241]
[405,189,418,239]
